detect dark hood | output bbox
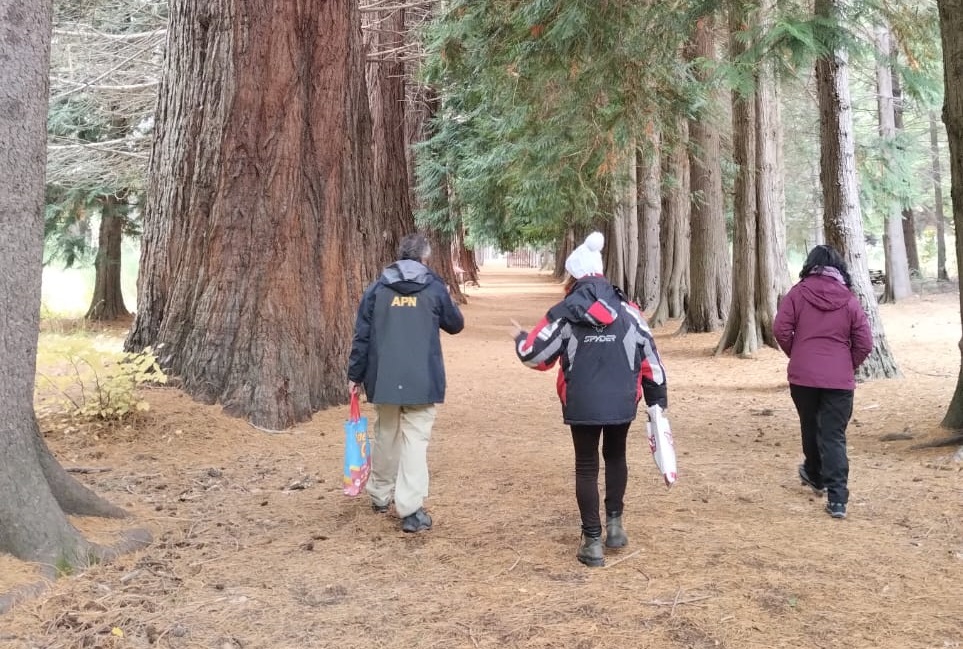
[797,274,853,311]
[380,259,433,296]
[549,276,622,327]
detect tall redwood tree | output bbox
[127,0,375,429]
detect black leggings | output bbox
[570,423,630,536]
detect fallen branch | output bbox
[603,549,641,570]
[644,594,715,607]
[66,467,113,474]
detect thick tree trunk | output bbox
[636,138,662,311]
[875,26,913,302]
[651,121,690,327]
[815,0,900,380]
[0,0,134,569]
[931,111,950,282]
[85,195,130,321]
[683,16,731,333]
[364,6,415,270]
[891,58,920,274]
[126,0,375,429]
[937,0,963,429]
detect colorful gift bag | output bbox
[646,404,677,487]
[343,393,371,496]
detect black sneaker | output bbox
[798,464,826,495]
[371,501,390,514]
[401,508,432,533]
[825,502,847,519]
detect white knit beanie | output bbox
[564,232,605,279]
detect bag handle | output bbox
[350,391,361,421]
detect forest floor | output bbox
[1,267,962,649]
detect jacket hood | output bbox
[796,274,853,311]
[550,276,621,327]
[380,259,432,295]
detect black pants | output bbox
[790,384,854,504]
[570,423,630,536]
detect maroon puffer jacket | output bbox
[772,273,873,390]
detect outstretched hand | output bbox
[509,319,524,339]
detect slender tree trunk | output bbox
[651,120,690,327]
[815,0,900,380]
[608,173,630,292]
[931,110,950,282]
[126,0,376,429]
[683,16,731,333]
[555,229,576,280]
[875,26,913,302]
[85,195,130,321]
[891,55,920,274]
[623,146,640,299]
[364,6,415,270]
[937,0,963,428]
[405,84,467,301]
[636,136,662,311]
[718,0,759,355]
[754,9,792,341]
[0,0,134,569]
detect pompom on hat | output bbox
[564,231,605,279]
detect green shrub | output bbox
[37,336,167,420]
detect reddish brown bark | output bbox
[127,0,375,429]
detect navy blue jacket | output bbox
[514,276,667,425]
[348,260,464,405]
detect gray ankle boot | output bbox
[576,533,604,567]
[605,514,628,548]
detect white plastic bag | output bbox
[646,405,677,487]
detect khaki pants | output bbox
[366,404,437,518]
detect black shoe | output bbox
[401,508,432,533]
[798,464,826,495]
[371,500,390,514]
[605,514,628,549]
[577,533,604,567]
[825,502,847,519]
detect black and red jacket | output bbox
[514,276,667,426]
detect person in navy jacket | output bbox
[511,232,668,567]
[348,233,464,533]
[773,244,873,520]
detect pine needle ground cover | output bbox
[1,268,960,649]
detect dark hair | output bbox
[398,233,431,262]
[800,244,852,287]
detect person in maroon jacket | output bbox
[773,245,873,519]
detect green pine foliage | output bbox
[416,0,695,250]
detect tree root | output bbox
[909,433,963,450]
[0,528,152,616]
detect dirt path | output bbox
[2,267,962,649]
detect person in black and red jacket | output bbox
[510,232,668,568]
